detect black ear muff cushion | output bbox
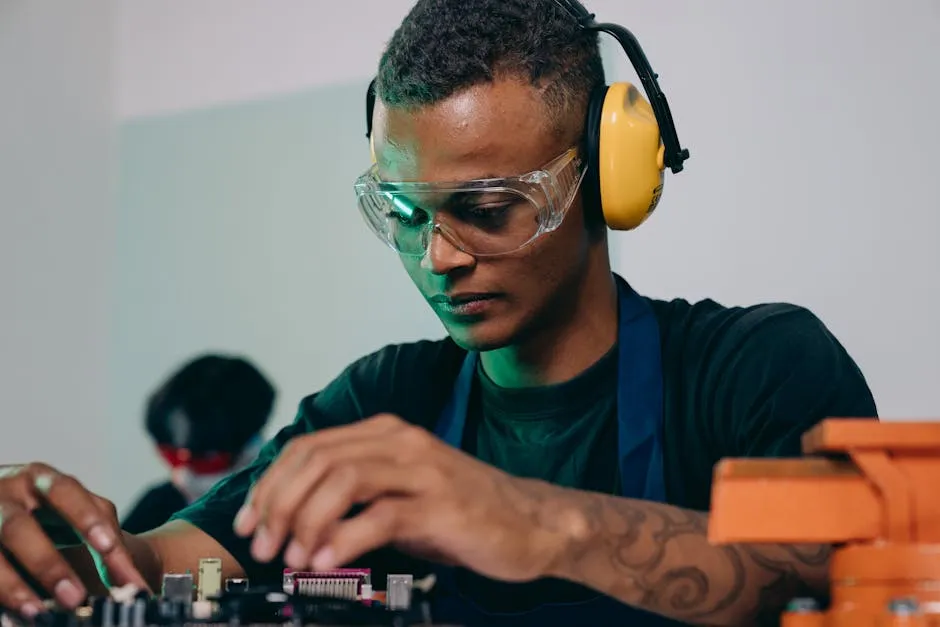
[582,85,609,226]
[366,78,377,140]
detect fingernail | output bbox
[311,546,335,571]
[250,527,274,561]
[284,541,307,569]
[87,525,114,552]
[54,580,85,608]
[20,602,42,618]
[34,473,55,494]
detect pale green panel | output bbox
[109,84,442,512]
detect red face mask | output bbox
[157,444,235,475]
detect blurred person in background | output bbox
[121,354,275,534]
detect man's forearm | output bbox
[545,490,831,626]
[123,532,166,591]
[62,522,245,599]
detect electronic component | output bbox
[190,600,214,621]
[282,568,371,602]
[1,579,434,627]
[160,572,193,605]
[1,558,430,626]
[386,574,413,611]
[197,558,222,601]
[225,578,249,592]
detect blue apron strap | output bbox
[612,274,667,503]
[430,351,478,602]
[433,350,478,447]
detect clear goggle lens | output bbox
[355,148,585,258]
[359,188,546,257]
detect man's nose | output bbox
[420,227,476,275]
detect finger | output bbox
[283,463,428,569]
[28,468,146,589]
[234,416,404,538]
[0,550,44,618]
[0,500,86,609]
[92,496,150,591]
[233,442,314,538]
[309,498,412,572]
[245,438,402,563]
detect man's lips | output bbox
[429,293,501,317]
[430,292,499,305]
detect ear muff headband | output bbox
[363,0,689,232]
[552,0,689,230]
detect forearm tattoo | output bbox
[562,495,831,624]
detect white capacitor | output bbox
[191,601,214,621]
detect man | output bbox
[121,354,273,534]
[0,1,876,625]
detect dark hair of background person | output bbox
[145,354,275,454]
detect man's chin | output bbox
[443,319,515,353]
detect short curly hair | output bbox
[376,0,606,136]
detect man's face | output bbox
[371,78,594,351]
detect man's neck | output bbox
[481,264,619,389]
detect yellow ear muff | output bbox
[597,82,667,231]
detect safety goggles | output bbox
[353,148,586,258]
[157,444,235,475]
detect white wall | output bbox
[6,0,936,512]
[111,83,446,511]
[110,0,443,511]
[115,0,416,120]
[0,0,115,494]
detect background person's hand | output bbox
[233,414,584,584]
[0,463,148,617]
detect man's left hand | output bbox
[233,414,582,583]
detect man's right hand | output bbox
[0,463,148,617]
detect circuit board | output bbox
[1,561,448,627]
[0,587,440,627]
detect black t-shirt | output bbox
[122,481,188,535]
[172,296,878,612]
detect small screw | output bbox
[888,597,919,615]
[787,598,819,613]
